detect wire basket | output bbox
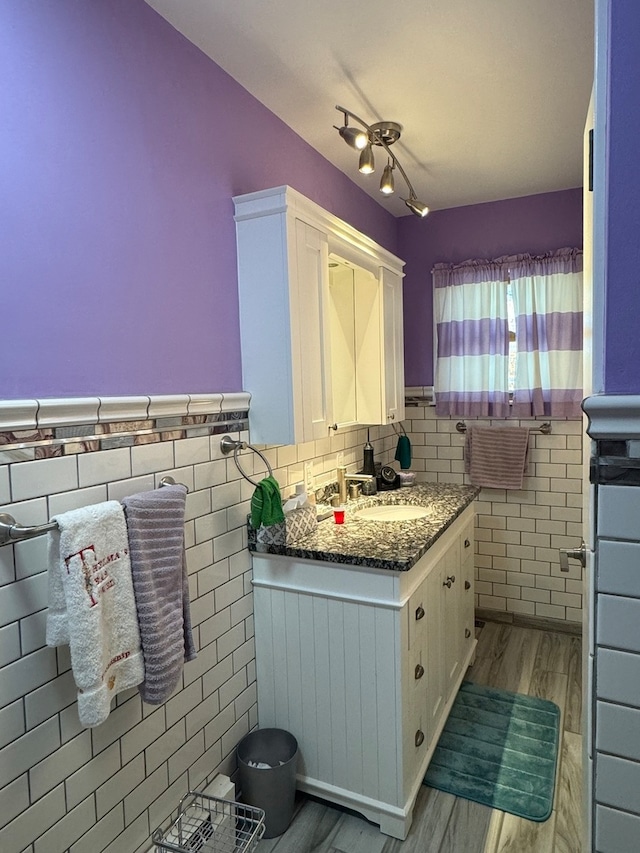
[152,791,265,853]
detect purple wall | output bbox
[0,0,397,399]
[602,0,640,392]
[397,189,584,386]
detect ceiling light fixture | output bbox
[358,143,375,174]
[338,123,368,150]
[334,105,429,218]
[404,195,430,218]
[380,160,395,195]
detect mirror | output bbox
[328,254,382,428]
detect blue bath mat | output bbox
[424,681,560,821]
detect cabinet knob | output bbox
[415,605,425,621]
[415,663,425,680]
[415,729,425,747]
[465,628,472,639]
[329,423,338,431]
[464,580,471,590]
[389,413,395,421]
[464,538,471,548]
[443,575,455,588]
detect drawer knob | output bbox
[465,628,472,639]
[415,605,425,621]
[415,729,425,747]
[464,538,471,548]
[465,580,471,590]
[415,663,425,680]
[443,575,455,588]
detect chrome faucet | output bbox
[336,465,374,503]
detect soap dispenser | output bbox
[360,429,377,496]
[362,429,376,476]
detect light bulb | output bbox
[380,163,395,194]
[359,144,375,174]
[338,125,368,150]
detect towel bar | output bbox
[0,477,187,546]
[456,421,552,435]
[220,435,273,487]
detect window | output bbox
[433,249,583,419]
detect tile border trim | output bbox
[583,394,640,440]
[0,393,251,462]
[0,393,250,432]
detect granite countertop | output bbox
[249,482,480,572]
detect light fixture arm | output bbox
[335,104,420,202]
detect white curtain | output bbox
[433,260,510,417]
[510,249,583,418]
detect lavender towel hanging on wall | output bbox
[122,484,196,705]
[464,426,530,490]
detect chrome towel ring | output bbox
[220,435,273,487]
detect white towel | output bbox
[46,501,145,727]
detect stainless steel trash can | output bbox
[236,728,298,838]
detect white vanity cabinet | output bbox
[234,185,405,445]
[251,504,476,840]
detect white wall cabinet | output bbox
[234,186,405,445]
[381,266,405,425]
[251,505,476,840]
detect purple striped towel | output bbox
[464,426,530,490]
[122,484,196,705]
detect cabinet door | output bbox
[294,219,333,441]
[351,265,384,425]
[381,267,405,425]
[405,578,430,789]
[424,557,445,746]
[460,519,475,663]
[442,536,462,701]
[328,259,358,428]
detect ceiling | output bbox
[144,0,594,217]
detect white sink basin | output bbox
[354,504,431,522]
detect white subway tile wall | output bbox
[0,401,397,853]
[404,405,584,623]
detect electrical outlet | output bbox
[304,461,314,492]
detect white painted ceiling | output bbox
[144,0,594,216]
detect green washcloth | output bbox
[250,476,285,529]
[394,434,412,470]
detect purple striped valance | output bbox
[432,259,506,287]
[515,311,583,353]
[505,247,583,279]
[432,247,583,284]
[437,318,509,357]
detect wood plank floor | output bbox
[256,620,584,853]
